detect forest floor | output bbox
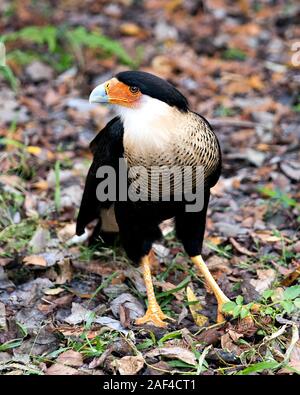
[0,0,300,375]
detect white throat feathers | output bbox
[116,95,187,153]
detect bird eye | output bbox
[129,86,139,94]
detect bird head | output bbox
[89,71,189,113]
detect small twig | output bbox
[283,323,299,365]
[196,345,212,375]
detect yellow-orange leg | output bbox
[191,255,230,323]
[135,255,171,328]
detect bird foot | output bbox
[217,308,227,324]
[217,297,231,324]
[135,305,172,328]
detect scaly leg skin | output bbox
[135,255,171,328]
[191,255,230,323]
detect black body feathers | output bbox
[76,117,124,237]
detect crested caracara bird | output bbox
[76,71,230,327]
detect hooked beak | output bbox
[89,83,109,104]
[89,77,141,107]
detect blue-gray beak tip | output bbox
[89,83,109,104]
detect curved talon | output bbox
[135,254,174,328]
[136,311,168,328]
[154,306,169,320]
[135,303,173,327]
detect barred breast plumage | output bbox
[123,111,220,199]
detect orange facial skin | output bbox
[105,78,142,107]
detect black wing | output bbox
[76,116,124,236]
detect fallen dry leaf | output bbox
[227,329,244,342]
[56,350,83,367]
[220,333,243,356]
[64,303,92,325]
[32,180,49,191]
[56,258,73,284]
[53,325,101,339]
[120,22,145,37]
[250,269,276,294]
[293,241,300,254]
[72,260,118,276]
[24,193,38,217]
[186,286,208,326]
[205,236,223,245]
[281,264,300,287]
[248,75,264,90]
[43,287,65,296]
[28,227,50,254]
[177,305,189,324]
[271,260,291,276]
[0,302,7,331]
[285,340,300,372]
[116,355,144,375]
[207,255,232,274]
[110,293,145,320]
[0,257,12,267]
[280,161,300,182]
[124,268,146,293]
[197,327,224,345]
[46,363,79,375]
[252,231,283,243]
[146,346,196,366]
[234,316,258,337]
[155,281,184,301]
[38,294,73,314]
[89,348,113,369]
[25,61,53,81]
[229,237,255,257]
[23,255,47,267]
[0,174,25,190]
[94,316,129,335]
[119,304,131,328]
[26,146,42,156]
